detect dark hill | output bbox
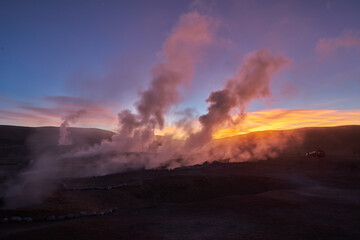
[0,125,114,168]
[215,125,360,157]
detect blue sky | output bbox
[1,0,360,129]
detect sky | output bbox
[1,0,360,135]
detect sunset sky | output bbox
[1,0,360,136]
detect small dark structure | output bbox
[305,149,325,158]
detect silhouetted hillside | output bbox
[0,125,114,167]
[215,125,360,157]
[1,125,360,169]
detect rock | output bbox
[109,208,117,213]
[60,182,68,190]
[1,218,9,223]
[85,212,93,216]
[46,216,55,221]
[24,217,32,222]
[202,161,210,166]
[10,216,22,222]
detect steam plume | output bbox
[2,11,301,209]
[185,50,291,151]
[111,11,215,152]
[58,110,86,145]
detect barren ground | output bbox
[1,155,360,240]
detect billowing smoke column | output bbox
[58,110,86,145]
[3,13,297,209]
[185,50,291,152]
[111,11,215,152]
[73,49,292,171]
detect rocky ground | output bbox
[1,155,360,240]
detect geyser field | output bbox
[2,1,360,239]
[0,125,360,240]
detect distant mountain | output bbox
[214,125,360,156]
[0,125,114,145]
[1,125,360,168]
[0,125,114,166]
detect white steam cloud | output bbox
[58,110,86,145]
[94,11,216,154]
[3,11,217,208]
[3,12,296,209]
[184,49,291,152]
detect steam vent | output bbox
[1,1,360,239]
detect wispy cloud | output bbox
[0,96,118,130]
[316,30,360,58]
[0,109,60,126]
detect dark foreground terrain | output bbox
[1,125,360,239]
[1,156,360,240]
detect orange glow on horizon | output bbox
[155,109,360,139]
[154,126,190,139]
[3,108,359,139]
[213,109,360,139]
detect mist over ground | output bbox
[1,124,360,208]
[1,125,360,239]
[1,1,360,239]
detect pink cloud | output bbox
[21,106,73,117]
[0,109,60,126]
[279,82,298,99]
[0,96,118,129]
[46,96,96,106]
[316,30,360,58]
